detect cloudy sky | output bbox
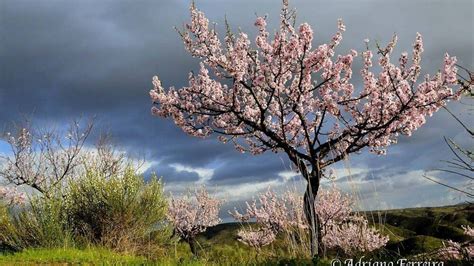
[1,0,472,216]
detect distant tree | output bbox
[0,119,93,195]
[316,186,388,256]
[167,188,222,256]
[149,0,471,255]
[0,186,25,206]
[435,225,473,261]
[230,188,307,252]
[0,119,129,197]
[231,186,388,257]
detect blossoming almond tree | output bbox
[149,0,469,255]
[0,186,26,206]
[231,186,388,256]
[323,218,389,256]
[167,188,222,256]
[236,228,276,252]
[316,186,388,256]
[230,188,307,251]
[436,225,474,261]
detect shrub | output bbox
[0,166,169,257]
[0,194,74,251]
[63,167,169,254]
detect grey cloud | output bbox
[0,0,472,209]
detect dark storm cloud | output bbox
[210,153,292,185]
[1,0,472,208]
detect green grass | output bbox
[0,247,148,265]
[385,235,444,257]
[0,245,334,266]
[373,223,416,244]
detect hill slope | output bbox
[198,203,473,257]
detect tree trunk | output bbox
[303,170,323,257]
[187,238,198,257]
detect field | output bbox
[1,203,472,265]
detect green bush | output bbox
[63,167,169,254]
[0,166,169,257]
[0,195,74,251]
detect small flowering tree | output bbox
[236,228,276,252]
[436,225,474,261]
[167,188,222,256]
[149,0,470,255]
[315,185,353,228]
[464,225,474,238]
[230,189,307,251]
[0,186,26,206]
[323,217,389,256]
[231,186,388,256]
[316,186,388,256]
[231,189,303,233]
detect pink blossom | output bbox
[254,17,267,29]
[315,185,353,224]
[231,186,388,255]
[149,0,470,256]
[316,185,388,255]
[1,120,95,195]
[299,23,313,45]
[0,185,26,205]
[237,227,276,250]
[230,188,306,234]
[323,218,389,255]
[150,0,467,165]
[337,19,346,32]
[435,225,474,261]
[442,53,458,84]
[462,225,474,237]
[167,188,222,242]
[230,188,307,249]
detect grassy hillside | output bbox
[370,203,473,257]
[197,203,473,255]
[181,203,473,263]
[1,203,472,264]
